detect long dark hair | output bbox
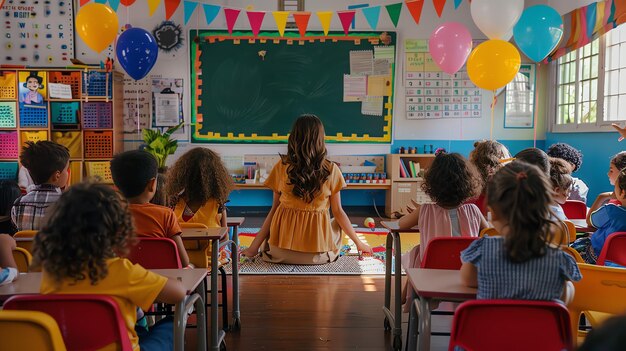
[487,161,555,263]
[32,182,134,285]
[282,114,331,203]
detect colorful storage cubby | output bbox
[84,130,113,158]
[85,161,113,183]
[82,101,112,129]
[19,104,48,128]
[69,161,83,185]
[50,102,79,125]
[0,162,19,180]
[51,131,82,158]
[0,131,18,158]
[48,71,81,99]
[21,130,48,148]
[0,71,16,99]
[83,71,112,97]
[0,102,17,128]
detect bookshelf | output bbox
[0,68,123,185]
[385,154,435,217]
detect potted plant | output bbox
[141,121,184,172]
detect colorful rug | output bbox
[223,227,420,275]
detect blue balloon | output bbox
[513,5,563,62]
[116,28,158,80]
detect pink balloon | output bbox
[428,22,473,75]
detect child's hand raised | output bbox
[612,123,626,141]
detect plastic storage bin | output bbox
[82,71,112,98]
[84,130,113,158]
[0,162,19,180]
[82,102,112,129]
[85,161,113,183]
[20,130,48,148]
[50,102,79,125]
[0,72,16,99]
[0,131,18,158]
[0,102,17,128]
[48,71,81,99]
[51,131,82,158]
[19,104,48,128]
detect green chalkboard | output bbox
[189,30,395,144]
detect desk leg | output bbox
[231,226,241,330]
[211,239,222,351]
[393,232,402,351]
[417,297,432,351]
[174,298,186,351]
[407,291,418,351]
[196,277,208,351]
[383,231,393,330]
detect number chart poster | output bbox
[404,39,482,120]
[1,0,75,66]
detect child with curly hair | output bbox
[397,152,489,307]
[33,182,185,351]
[548,157,574,221]
[165,147,233,268]
[468,140,511,215]
[547,142,588,203]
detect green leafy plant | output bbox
[141,121,184,169]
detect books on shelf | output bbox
[399,159,421,178]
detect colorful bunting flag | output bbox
[224,8,241,35]
[120,0,136,5]
[293,12,311,37]
[433,0,446,17]
[385,3,403,27]
[406,0,425,24]
[164,0,181,20]
[586,2,597,38]
[247,11,266,37]
[272,11,289,36]
[362,6,381,29]
[348,4,369,29]
[183,1,198,25]
[317,11,333,36]
[147,0,160,16]
[203,4,221,25]
[454,0,462,9]
[338,11,356,35]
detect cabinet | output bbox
[0,69,123,184]
[385,154,435,217]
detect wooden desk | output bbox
[570,219,596,233]
[226,217,245,330]
[179,227,227,351]
[379,220,420,351]
[0,269,210,351]
[406,268,477,351]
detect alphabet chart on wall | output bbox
[404,39,482,120]
[1,0,74,66]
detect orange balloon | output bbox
[467,40,521,91]
[76,3,119,53]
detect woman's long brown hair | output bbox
[487,161,556,263]
[282,114,331,203]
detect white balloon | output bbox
[471,0,524,40]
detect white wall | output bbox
[75,0,548,162]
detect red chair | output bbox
[562,200,587,219]
[596,232,626,266]
[127,237,182,269]
[421,236,478,269]
[4,294,133,351]
[449,299,573,351]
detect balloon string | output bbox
[490,92,496,140]
[136,90,140,141]
[126,4,129,25]
[533,63,540,148]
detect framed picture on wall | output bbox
[504,64,536,129]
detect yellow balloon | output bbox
[467,40,521,91]
[76,3,119,53]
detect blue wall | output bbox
[545,132,623,204]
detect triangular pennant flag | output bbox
[586,2,597,39]
[337,11,356,35]
[164,0,181,20]
[316,11,332,36]
[183,1,198,25]
[362,6,381,30]
[120,0,136,5]
[454,0,462,9]
[147,0,160,16]
[405,0,425,25]
[433,0,446,17]
[224,8,241,35]
[203,4,221,25]
[293,12,311,37]
[272,11,289,36]
[107,0,120,11]
[247,11,265,37]
[80,0,90,6]
[385,3,403,28]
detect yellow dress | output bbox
[261,160,345,264]
[173,198,222,267]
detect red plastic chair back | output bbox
[421,237,477,269]
[449,299,573,351]
[4,294,133,351]
[127,237,182,269]
[561,200,587,219]
[596,232,626,266]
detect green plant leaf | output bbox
[164,121,184,138]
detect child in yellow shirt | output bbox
[32,182,186,351]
